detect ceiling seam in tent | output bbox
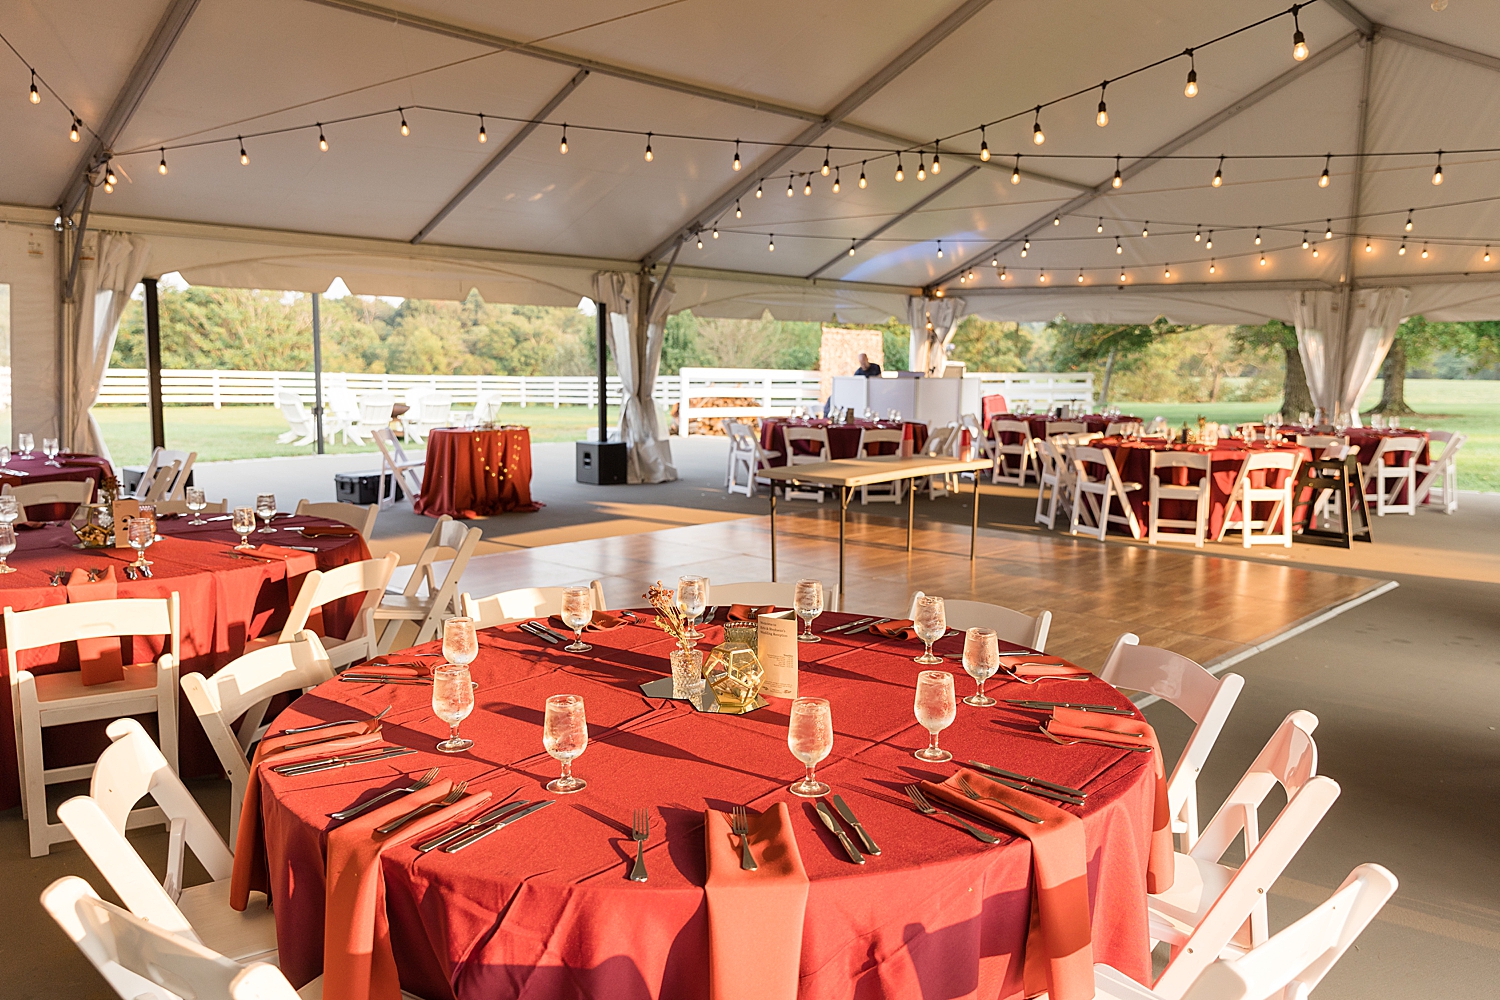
[410,68,590,244]
[1376,25,1500,74]
[926,30,1361,290]
[1341,34,1376,294]
[806,165,982,279]
[1321,0,1375,37]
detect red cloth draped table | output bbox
[760,418,929,465]
[0,451,114,521]
[0,513,369,809]
[1099,437,1312,539]
[990,415,1138,443]
[1277,426,1429,506]
[257,610,1158,1000]
[414,427,541,519]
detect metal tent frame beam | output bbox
[806,165,980,279]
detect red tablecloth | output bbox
[761,419,929,465]
[415,427,540,519]
[0,513,369,809]
[1276,426,1429,504]
[1101,438,1311,539]
[991,415,1136,442]
[1,451,114,520]
[259,611,1157,999]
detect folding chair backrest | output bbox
[908,592,1050,651]
[4,594,179,672]
[462,580,609,628]
[1296,434,1346,454]
[856,428,904,456]
[137,447,196,501]
[1182,864,1397,1000]
[1047,421,1086,436]
[1149,451,1211,475]
[725,420,755,449]
[1243,451,1297,473]
[372,426,410,465]
[1106,421,1142,437]
[3,476,96,512]
[992,419,1031,439]
[294,499,378,538]
[403,516,481,606]
[1374,435,1422,462]
[1071,445,1128,488]
[280,552,400,641]
[1426,430,1464,466]
[782,426,830,462]
[922,424,957,457]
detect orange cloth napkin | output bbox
[999,654,1091,678]
[301,523,361,538]
[726,603,776,622]
[548,610,627,632]
[869,619,918,639]
[323,780,492,1000]
[65,567,124,686]
[1048,707,1174,893]
[360,654,438,677]
[230,721,384,910]
[704,803,809,1000]
[922,771,1094,1000]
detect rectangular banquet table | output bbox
[257,610,1158,1000]
[760,418,929,465]
[0,513,369,808]
[414,426,541,519]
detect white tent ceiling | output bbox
[4,0,1500,326]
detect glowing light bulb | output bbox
[1292,9,1309,61]
[318,124,327,151]
[1421,244,1429,259]
[1098,219,1104,233]
[1432,153,1444,185]
[1260,254,1267,266]
[1212,155,1224,187]
[1184,67,1198,98]
[999,267,1008,281]
[1119,270,1127,282]
[1032,106,1045,145]
[1255,228,1261,245]
[1023,237,1030,250]
[803,179,812,195]
[239,137,248,165]
[895,156,904,182]
[1011,158,1021,184]
[157,149,167,175]
[104,181,113,193]
[936,241,943,259]
[821,147,830,176]
[1053,215,1061,226]
[916,155,926,181]
[1398,243,1406,255]
[1112,155,1123,188]
[832,168,841,193]
[559,126,568,154]
[1486,247,1492,262]
[1115,240,1123,255]
[1078,271,1084,283]
[1020,246,1028,258]
[1319,154,1330,187]
[696,235,703,249]
[479,116,488,143]
[1164,265,1171,278]
[1142,223,1149,238]
[1405,211,1414,232]
[1209,259,1217,274]
[1312,247,1319,257]
[859,162,867,188]
[1096,90,1109,127]
[979,127,989,161]
[1195,228,1202,242]
[105,163,116,185]
[712,225,719,238]
[643,133,653,161]
[29,71,39,104]
[786,174,794,197]
[1039,271,1047,282]
[1206,231,1214,248]
[400,109,410,136]
[735,200,743,218]
[69,118,79,142]
[1302,233,1310,249]
[848,240,856,256]
[755,181,763,199]
[1325,221,1333,239]
[1365,239,1372,253]
[931,145,941,174]
[768,234,774,252]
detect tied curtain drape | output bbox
[68,233,152,463]
[592,271,677,484]
[1288,288,1409,427]
[907,296,965,376]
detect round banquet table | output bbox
[0,450,114,519]
[0,512,369,809]
[989,414,1137,442]
[760,418,929,465]
[414,427,541,519]
[259,611,1158,1000]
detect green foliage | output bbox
[949,317,1032,372]
[656,310,822,371]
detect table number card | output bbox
[757,611,798,699]
[112,499,139,548]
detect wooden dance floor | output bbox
[449,511,1390,671]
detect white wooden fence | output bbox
[970,372,1094,409]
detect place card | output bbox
[757,610,798,699]
[112,499,139,548]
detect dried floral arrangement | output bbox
[643,581,694,650]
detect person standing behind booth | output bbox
[855,353,882,377]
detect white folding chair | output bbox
[1149,711,1341,999]
[990,419,1036,486]
[294,498,378,539]
[371,427,425,508]
[1069,445,1143,540]
[1414,430,1465,514]
[1218,452,1298,547]
[961,413,995,465]
[3,595,180,857]
[1047,420,1087,437]
[1148,451,1211,547]
[57,718,278,965]
[462,580,609,629]
[781,426,831,502]
[375,516,481,652]
[3,476,95,518]
[181,632,335,834]
[907,592,1051,651]
[134,447,196,501]
[275,390,316,446]
[1106,421,1143,437]
[153,497,228,515]
[708,581,838,609]
[724,420,780,498]
[1033,438,1074,530]
[254,553,399,671]
[1101,634,1244,851]
[920,424,959,498]
[1361,436,1422,516]
[856,428,906,504]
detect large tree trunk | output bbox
[1371,338,1415,415]
[1281,343,1313,416]
[1098,348,1116,406]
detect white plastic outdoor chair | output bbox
[275,390,316,446]
[473,390,505,423]
[375,515,481,652]
[907,592,1051,651]
[919,423,960,498]
[856,427,905,504]
[406,390,454,444]
[181,631,335,833]
[462,580,609,629]
[724,420,780,498]
[781,426,831,502]
[358,390,398,434]
[324,386,363,444]
[134,447,196,501]
[1148,711,1341,1000]
[57,717,279,965]
[1148,451,1211,547]
[961,413,994,465]
[1414,430,1465,514]
[990,418,1036,486]
[294,498,378,539]
[1100,634,1244,851]
[1218,451,1298,547]
[1033,438,1074,530]
[3,594,180,856]
[1361,436,1422,516]
[1069,445,1143,541]
[708,581,838,609]
[372,427,425,508]
[249,552,399,671]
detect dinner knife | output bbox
[274,747,415,775]
[964,765,1084,805]
[518,622,560,644]
[337,674,432,686]
[814,800,865,864]
[844,618,892,636]
[444,799,555,852]
[825,617,875,634]
[831,794,880,855]
[277,706,392,735]
[416,800,532,853]
[1005,699,1133,715]
[966,761,1088,799]
[532,622,571,643]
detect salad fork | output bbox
[629,808,650,882]
[375,781,467,834]
[329,767,439,821]
[903,784,999,844]
[1038,724,1151,752]
[730,805,757,871]
[957,775,1042,824]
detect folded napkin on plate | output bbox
[323,780,492,1000]
[65,566,124,685]
[999,654,1092,678]
[726,603,776,622]
[300,523,361,538]
[1048,707,1173,893]
[548,610,627,632]
[922,771,1094,1000]
[230,720,384,910]
[704,803,808,1000]
[869,619,918,639]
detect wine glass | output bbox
[41,437,61,467]
[787,696,833,797]
[0,521,15,575]
[185,487,208,525]
[127,517,154,568]
[961,627,1000,707]
[676,576,706,640]
[913,595,946,664]
[443,615,479,668]
[543,694,588,793]
[232,505,257,549]
[0,495,19,527]
[561,586,593,652]
[138,503,160,541]
[793,578,824,642]
[432,663,475,753]
[18,433,33,458]
[255,492,278,533]
[0,446,10,472]
[913,670,956,762]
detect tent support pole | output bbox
[312,292,325,454]
[143,278,165,451]
[596,302,608,445]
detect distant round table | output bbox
[760,418,928,464]
[0,451,113,519]
[414,427,541,519]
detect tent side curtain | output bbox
[1289,288,1409,426]
[68,233,152,461]
[593,271,676,484]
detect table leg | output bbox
[770,489,777,582]
[907,476,915,552]
[839,485,849,599]
[971,473,981,561]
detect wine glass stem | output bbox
[804,763,816,787]
[928,731,941,754]
[575,627,583,645]
[924,640,934,659]
[560,758,573,783]
[803,618,811,637]
[977,678,986,701]
[449,722,460,743]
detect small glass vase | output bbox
[671,648,705,701]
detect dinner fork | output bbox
[329,767,439,821]
[903,784,999,844]
[374,781,467,834]
[957,775,1043,824]
[629,808,650,882]
[1038,724,1151,752]
[730,805,757,871]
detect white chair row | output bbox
[276,387,455,448]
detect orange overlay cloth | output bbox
[64,567,124,685]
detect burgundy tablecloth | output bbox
[761,419,929,465]
[415,427,540,519]
[0,513,369,809]
[991,415,1137,443]
[1,451,114,520]
[258,611,1157,1000]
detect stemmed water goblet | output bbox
[432,662,476,754]
[787,696,833,797]
[794,578,824,642]
[913,670,956,762]
[561,586,594,652]
[961,627,1000,707]
[127,517,155,569]
[42,438,61,467]
[543,694,588,793]
[676,576,706,640]
[0,495,19,530]
[913,595,946,664]
[255,493,278,533]
[232,506,257,549]
[0,446,10,473]
[185,487,208,525]
[0,522,15,575]
[17,434,33,458]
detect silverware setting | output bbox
[700,607,717,625]
[274,746,417,775]
[1038,724,1152,752]
[416,799,531,853]
[531,621,570,643]
[831,794,880,855]
[329,766,440,820]
[903,784,999,844]
[518,621,560,644]
[337,672,432,686]
[730,805,757,871]
[278,705,391,736]
[824,617,875,634]
[204,514,232,521]
[814,799,865,864]
[999,664,1093,685]
[966,760,1087,804]
[443,799,554,852]
[629,808,650,882]
[375,781,468,834]
[957,775,1043,824]
[1004,698,1131,714]
[47,569,66,586]
[844,617,892,636]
